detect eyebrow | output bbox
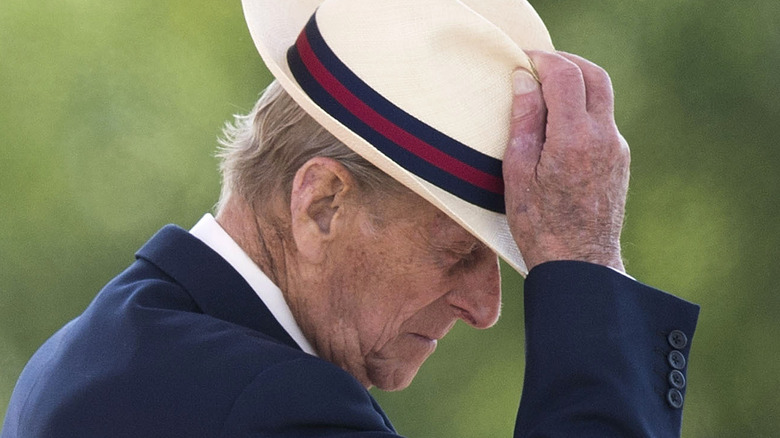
[448,240,485,255]
[433,237,488,262]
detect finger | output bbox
[506,69,546,173]
[524,50,587,123]
[557,52,615,118]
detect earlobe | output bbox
[289,157,354,262]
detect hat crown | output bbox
[314,0,551,160]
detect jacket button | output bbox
[669,369,686,389]
[668,330,688,349]
[668,350,686,370]
[667,388,684,409]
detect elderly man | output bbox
[2,0,699,437]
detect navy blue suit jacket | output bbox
[2,225,699,437]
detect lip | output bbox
[410,333,440,346]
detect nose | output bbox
[446,254,502,329]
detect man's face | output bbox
[295,194,501,391]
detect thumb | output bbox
[506,69,546,171]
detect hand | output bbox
[503,51,630,273]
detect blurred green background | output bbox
[1,0,778,436]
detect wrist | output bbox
[522,242,625,274]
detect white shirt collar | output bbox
[189,213,317,356]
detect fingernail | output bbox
[512,70,538,95]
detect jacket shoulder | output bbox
[221,356,397,437]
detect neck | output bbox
[215,195,291,293]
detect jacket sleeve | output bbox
[514,261,700,438]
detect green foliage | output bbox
[1,0,778,436]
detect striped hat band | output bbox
[287,14,506,213]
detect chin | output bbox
[367,362,423,392]
[372,374,416,392]
[364,337,437,391]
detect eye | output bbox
[446,242,483,274]
[454,253,477,269]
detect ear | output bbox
[290,157,357,263]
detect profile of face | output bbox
[288,158,502,391]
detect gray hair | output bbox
[216,81,405,214]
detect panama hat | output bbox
[241,0,554,275]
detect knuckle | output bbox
[592,66,612,87]
[510,98,544,125]
[618,136,631,158]
[552,63,584,84]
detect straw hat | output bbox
[241,0,554,275]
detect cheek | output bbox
[362,291,460,391]
[352,271,449,353]
[353,250,447,310]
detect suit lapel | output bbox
[135,225,301,351]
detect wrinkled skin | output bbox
[282,160,501,391]
[505,51,629,272]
